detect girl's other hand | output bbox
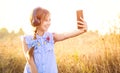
[77,17,87,32]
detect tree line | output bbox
[0,28,24,39]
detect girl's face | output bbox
[38,15,51,32]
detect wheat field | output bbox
[0,31,120,73]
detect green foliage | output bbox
[0,28,24,40]
[0,28,9,38]
[17,28,24,36]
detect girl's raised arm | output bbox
[53,17,87,43]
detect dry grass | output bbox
[0,31,120,73]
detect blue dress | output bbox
[23,32,58,73]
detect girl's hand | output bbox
[77,17,87,32]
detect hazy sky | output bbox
[0,0,120,34]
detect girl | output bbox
[22,7,87,73]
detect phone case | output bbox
[76,10,84,29]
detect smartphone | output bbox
[76,10,84,29]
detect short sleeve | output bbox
[23,36,33,49]
[51,33,55,44]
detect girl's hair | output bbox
[29,7,50,58]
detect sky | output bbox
[0,0,120,35]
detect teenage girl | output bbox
[22,7,87,73]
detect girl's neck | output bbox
[37,30,45,36]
